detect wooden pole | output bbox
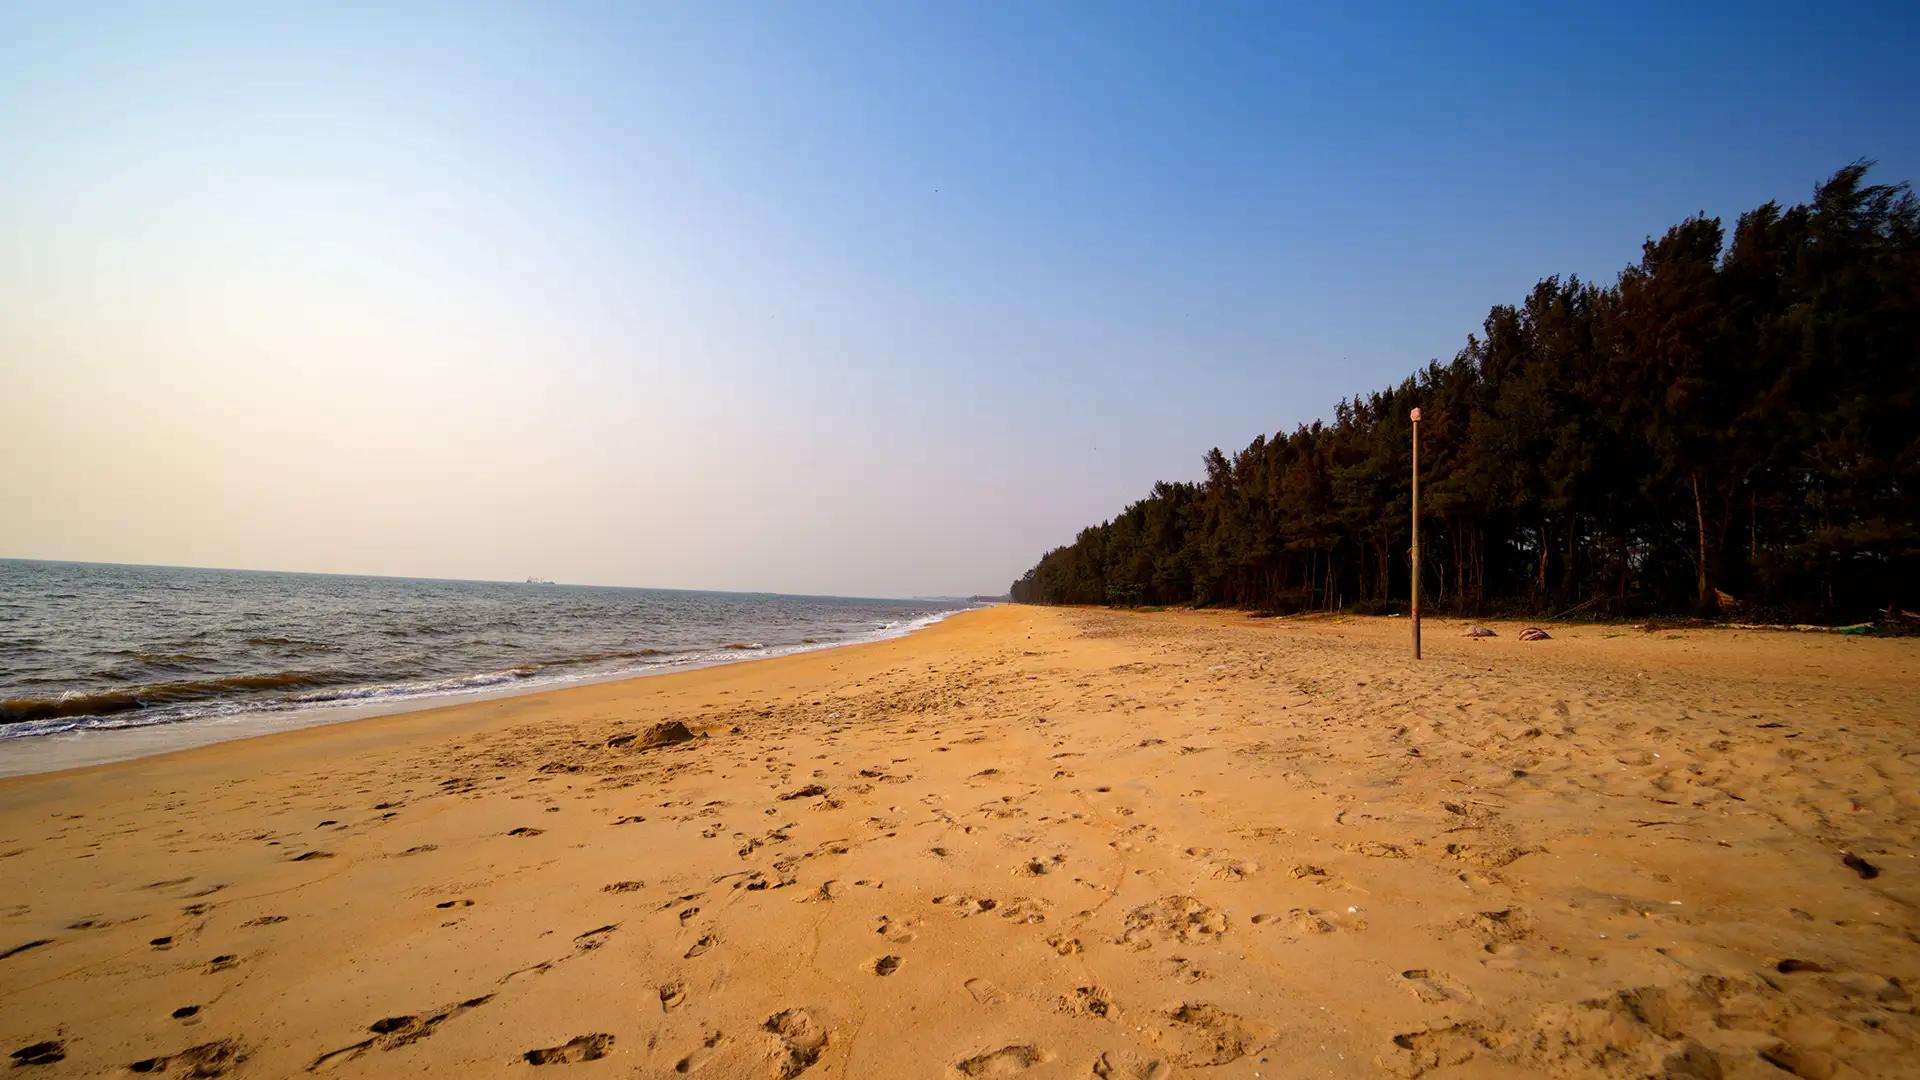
[1410,407,1422,659]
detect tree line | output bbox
[1010,164,1919,622]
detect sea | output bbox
[0,560,973,773]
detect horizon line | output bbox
[0,555,995,605]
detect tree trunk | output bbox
[1379,540,1390,604]
[1452,518,1464,607]
[1691,471,1716,612]
[1538,517,1550,598]
[1564,513,1578,596]
[1616,530,1628,607]
[1472,526,1486,605]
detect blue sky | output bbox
[3,2,1916,595]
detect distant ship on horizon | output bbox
[525,577,554,585]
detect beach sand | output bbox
[2,605,1917,1077]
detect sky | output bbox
[3,3,1916,598]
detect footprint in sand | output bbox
[1281,907,1344,934]
[1165,956,1209,983]
[658,982,687,1011]
[869,955,900,976]
[1074,985,1118,1019]
[1775,958,1829,974]
[872,915,917,943]
[1184,846,1259,880]
[308,994,494,1068]
[964,978,1007,1006]
[1016,854,1066,877]
[673,1031,727,1073]
[933,895,1005,918]
[1341,840,1411,860]
[507,827,545,838]
[523,1033,613,1065]
[1162,1003,1266,1067]
[737,869,795,892]
[953,1044,1052,1075]
[1092,1053,1171,1080]
[1118,896,1228,949]
[66,916,129,931]
[684,932,719,959]
[1385,1022,1496,1076]
[1458,907,1534,955]
[764,1009,828,1079]
[11,1041,65,1066]
[995,896,1049,924]
[1045,934,1082,956]
[128,1039,245,1076]
[1398,968,1469,1004]
[574,924,617,951]
[2,938,53,960]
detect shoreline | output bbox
[2,605,1915,1076]
[0,606,977,780]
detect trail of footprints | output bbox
[7,608,1916,1075]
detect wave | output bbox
[0,671,335,724]
[285,668,538,704]
[520,647,671,670]
[242,636,333,652]
[0,605,976,741]
[131,652,213,666]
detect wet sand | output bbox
[1,605,1916,1077]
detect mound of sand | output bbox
[606,719,694,750]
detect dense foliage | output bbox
[1011,165,1920,621]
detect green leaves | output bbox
[1010,164,1920,622]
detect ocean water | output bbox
[0,560,971,744]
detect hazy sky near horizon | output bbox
[4,3,1916,597]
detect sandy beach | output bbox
[2,605,1917,1077]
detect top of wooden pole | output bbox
[1410,407,1421,422]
